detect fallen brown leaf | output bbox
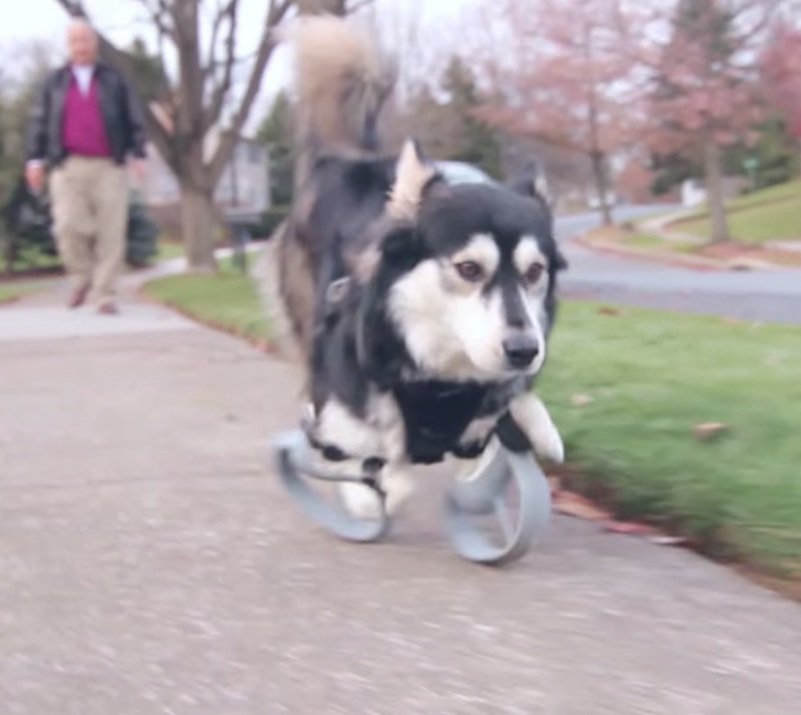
[602,520,689,547]
[571,393,594,407]
[693,422,729,441]
[554,491,611,521]
[547,475,562,495]
[603,520,657,536]
[648,534,688,547]
[598,306,620,316]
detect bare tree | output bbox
[52,0,300,269]
[52,0,369,270]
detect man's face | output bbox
[68,23,99,65]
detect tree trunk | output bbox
[297,0,347,14]
[180,185,218,271]
[590,149,613,225]
[703,141,730,243]
[179,138,219,271]
[797,137,801,178]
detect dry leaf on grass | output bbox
[571,393,595,407]
[547,475,562,495]
[648,534,688,547]
[554,491,611,521]
[598,306,620,316]
[693,422,729,441]
[603,520,657,536]
[603,520,688,547]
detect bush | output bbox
[249,205,289,240]
[126,192,159,267]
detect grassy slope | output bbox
[157,241,186,261]
[539,303,801,574]
[143,260,269,342]
[0,285,19,304]
[620,232,697,253]
[0,280,51,304]
[671,179,801,243]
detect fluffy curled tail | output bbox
[290,16,395,186]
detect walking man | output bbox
[25,19,147,314]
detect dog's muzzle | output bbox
[502,332,540,370]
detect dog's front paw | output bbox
[534,420,564,464]
[509,392,565,464]
[337,468,414,519]
[338,482,384,520]
[382,468,415,515]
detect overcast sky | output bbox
[0,0,477,122]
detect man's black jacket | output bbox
[26,62,147,167]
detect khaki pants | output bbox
[49,157,128,306]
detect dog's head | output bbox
[371,141,567,383]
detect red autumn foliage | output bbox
[475,0,640,224]
[761,22,801,139]
[646,0,768,156]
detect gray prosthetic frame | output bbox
[271,427,551,566]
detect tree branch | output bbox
[346,0,374,13]
[207,0,292,184]
[203,0,234,81]
[139,0,176,41]
[202,0,239,133]
[53,0,85,15]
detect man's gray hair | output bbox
[67,17,97,36]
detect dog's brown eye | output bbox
[455,261,484,282]
[525,263,545,283]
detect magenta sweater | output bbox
[61,74,112,158]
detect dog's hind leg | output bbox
[508,391,564,464]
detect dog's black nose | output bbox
[503,333,539,368]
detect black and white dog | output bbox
[267,17,567,517]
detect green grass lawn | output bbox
[539,303,801,576]
[620,232,698,253]
[0,285,19,304]
[143,266,801,577]
[143,259,269,342]
[8,244,63,271]
[0,279,53,304]
[670,179,801,244]
[157,241,186,261]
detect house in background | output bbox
[215,138,271,215]
[681,179,707,208]
[680,176,748,208]
[141,136,270,210]
[139,117,270,231]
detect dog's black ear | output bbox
[352,219,423,283]
[554,247,569,271]
[509,162,550,209]
[380,222,422,262]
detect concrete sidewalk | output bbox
[2,284,801,715]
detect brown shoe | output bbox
[98,302,119,315]
[68,284,90,309]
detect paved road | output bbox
[556,207,801,324]
[2,284,801,714]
